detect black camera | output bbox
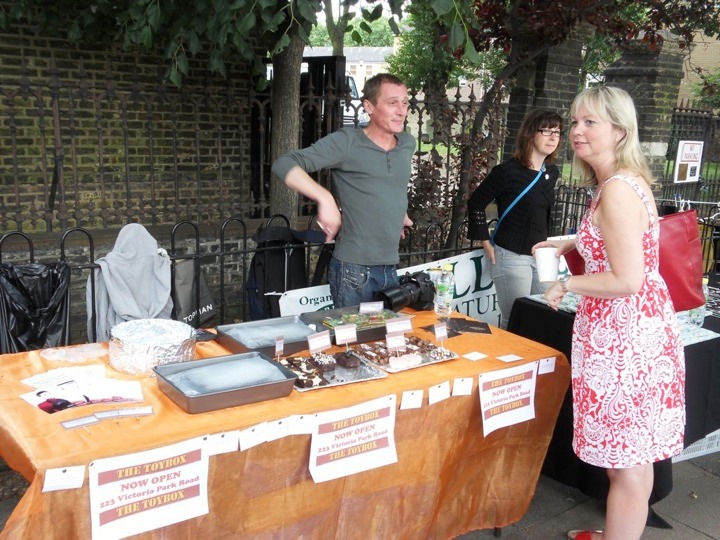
[375,271,435,312]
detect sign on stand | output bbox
[673,140,704,183]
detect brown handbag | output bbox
[564,209,704,312]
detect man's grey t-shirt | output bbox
[272,127,415,265]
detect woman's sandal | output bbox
[567,530,603,540]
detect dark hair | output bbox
[362,73,406,105]
[512,109,564,167]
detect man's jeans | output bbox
[491,245,547,329]
[328,257,398,308]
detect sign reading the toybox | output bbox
[89,437,209,539]
[309,395,397,483]
[479,362,538,437]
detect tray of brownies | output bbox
[278,350,387,392]
[352,336,457,373]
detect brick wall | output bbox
[604,40,685,184]
[0,21,257,234]
[503,33,586,164]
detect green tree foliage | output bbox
[692,68,720,110]
[386,6,503,92]
[310,15,394,48]
[0,0,323,87]
[421,0,720,248]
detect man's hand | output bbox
[401,214,413,239]
[317,200,342,242]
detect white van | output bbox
[343,74,370,127]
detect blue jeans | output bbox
[328,257,398,308]
[491,245,547,329]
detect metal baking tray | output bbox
[300,307,403,345]
[154,352,297,414]
[216,315,315,356]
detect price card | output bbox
[400,390,424,410]
[307,330,332,354]
[386,331,407,353]
[434,323,448,341]
[385,316,412,335]
[204,432,239,456]
[43,465,86,492]
[359,301,384,314]
[275,336,284,357]
[334,323,357,346]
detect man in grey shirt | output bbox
[272,73,415,308]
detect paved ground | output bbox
[2,454,719,538]
[458,453,720,539]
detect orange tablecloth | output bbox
[0,311,569,539]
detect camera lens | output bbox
[374,282,419,312]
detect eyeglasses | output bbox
[538,128,562,137]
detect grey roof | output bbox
[303,46,393,63]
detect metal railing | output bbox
[0,216,472,348]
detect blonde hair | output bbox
[570,86,654,186]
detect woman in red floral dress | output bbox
[535,86,685,540]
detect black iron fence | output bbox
[0,215,472,349]
[2,192,718,351]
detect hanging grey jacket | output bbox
[87,223,173,342]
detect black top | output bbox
[467,157,560,255]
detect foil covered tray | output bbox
[352,337,458,373]
[154,352,297,414]
[278,352,387,392]
[300,307,403,345]
[109,319,196,376]
[216,316,315,356]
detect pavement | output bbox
[458,453,720,540]
[2,454,719,538]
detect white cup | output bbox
[534,247,560,282]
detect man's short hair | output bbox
[362,73,406,105]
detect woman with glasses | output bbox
[467,109,564,328]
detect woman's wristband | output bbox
[558,274,570,294]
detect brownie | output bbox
[334,350,362,368]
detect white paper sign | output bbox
[428,381,451,405]
[479,362,538,437]
[89,437,209,539]
[385,316,413,335]
[452,377,474,396]
[334,323,357,346]
[359,301,384,314]
[204,432,239,456]
[308,330,332,353]
[239,422,268,451]
[385,332,407,353]
[673,140,703,183]
[309,395,397,483]
[43,465,86,492]
[400,390,424,410]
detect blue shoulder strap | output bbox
[490,165,545,245]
